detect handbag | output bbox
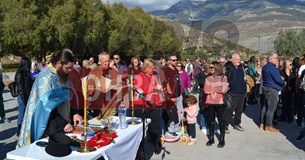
[223,92,233,109]
[8,81,18,97]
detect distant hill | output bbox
[155,17,255,60]
[151,0,305,53]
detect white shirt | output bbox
[298,64,305,76]
[185,62,193,75]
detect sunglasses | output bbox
[171,59,177,62]
[113,58,119,60]
[209,67,215,69]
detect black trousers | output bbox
[207,104,225,142]
[129,108,161,156]
[129,108,161,136]
[224,93,245,126]
[187,123,196,139]
[295,90,304,126]
[281,89,294,121]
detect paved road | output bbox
[1,72,15,81]
[0,88,18,160]
[1,87,305,160]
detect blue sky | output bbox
[101,0,181,12]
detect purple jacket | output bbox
[179,71,191,93]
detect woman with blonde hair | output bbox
[279,59,294,123]
[132,58,162,154]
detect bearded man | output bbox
[17,49,82,148]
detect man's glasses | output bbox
[171,59,177,62]
[113,58,119,60]
[209,67,215,69]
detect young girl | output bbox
[183,95,199,146]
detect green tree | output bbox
[1,0,39,57]
[0,1,183,61]
[274,29,302,57]
[299,29,305,55]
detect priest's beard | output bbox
[57,69,68,84]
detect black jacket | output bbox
[224,61,247,94]
[15,70,33,105]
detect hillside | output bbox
[151,0,305,53]
[155,17,254,60]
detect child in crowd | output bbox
[183,95,198,146]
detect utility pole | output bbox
[267,36,274,53]
[257,36,261,55]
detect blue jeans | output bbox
[17,96,26,133]
[176,95,183,123]
[197,109,207,129]
[262,86,279,126]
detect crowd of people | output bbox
[1,49,305,156]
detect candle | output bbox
[131,71,134,106]
[84,82,87,126]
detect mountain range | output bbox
[151,0,305,53]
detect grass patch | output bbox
[2,64,18,72]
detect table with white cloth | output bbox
[7,117,150,160]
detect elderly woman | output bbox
[133,58,162,154]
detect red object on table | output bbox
[84,132,117,148]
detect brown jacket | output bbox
[87,67,118,109]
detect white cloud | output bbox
[102,0,181,12]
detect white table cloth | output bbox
[7,117,149,160]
